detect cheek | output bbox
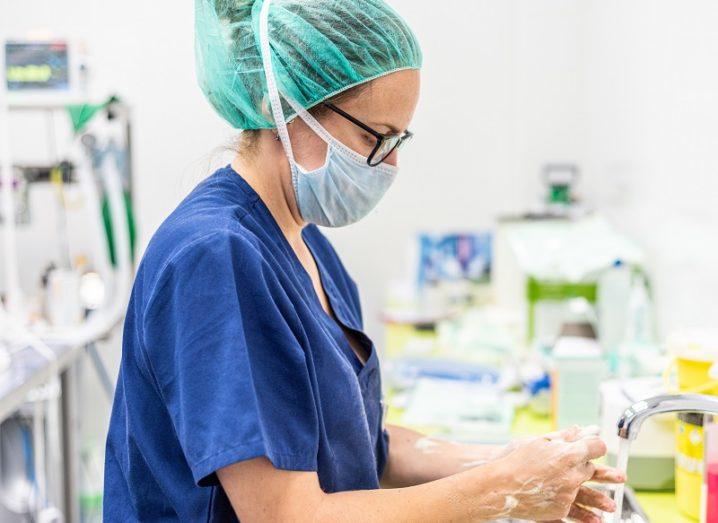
[292,130,329,170]
[324,117,376,157]
[335,134,381,163]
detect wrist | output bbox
[487,460,520,517]
[451,461,518,521]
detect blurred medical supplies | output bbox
[402,377,519,443]
[385,357,499,392]
[436,307,522,367]
[667,329,718,396]
[523,370,551,416]
[4,39,90,106]
[599,263,660,377]
[600,378,675,491]
[625,272,654,345]
[415,232,492,289]
[44,268,83,327]
[551,333,606,429]
[494,214,645,345]
[0,168,29,225]
[598,260,632,369]
[0,415,36,516]
[2,34,134,523]
[381,296,450,358]
[541,163,580,217]
[528,279,598,347]
[384,231,496,359]
[400,232,493,315]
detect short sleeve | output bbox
[141,231,319,486]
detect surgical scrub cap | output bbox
[195,0,423,130]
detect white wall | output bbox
[583,0,718,336]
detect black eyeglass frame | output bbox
[322,102,413,167]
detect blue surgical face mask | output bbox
[284,98,398,227]
[258,7,398,228]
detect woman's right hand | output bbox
[493,435,608,522]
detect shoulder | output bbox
[138,169,269,304]
[147,168,259,260]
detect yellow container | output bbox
[677,357,718,395]
[675,414,704,520]
[669,330,718,520]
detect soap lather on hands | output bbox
[490,425,625,523]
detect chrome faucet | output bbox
[617,393,718,440]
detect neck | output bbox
[232,136,306,245]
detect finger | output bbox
[544,425,581,442]
[573,437,607,461]
[575,486,617,513]
[581,461,597,482]
[591,464,627,484]
[576,425,601,439]
[568,503,602,523]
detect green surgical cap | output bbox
[195,0,423,130]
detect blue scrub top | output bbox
[104,166,388,522]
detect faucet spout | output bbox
[617,393,718,440]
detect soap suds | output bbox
[461,459,487,468]
[503,495,519,510]
[414,437,440,454]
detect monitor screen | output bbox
[5,41,70,92]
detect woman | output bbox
[104,0,625,521]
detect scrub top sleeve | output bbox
[142,232,319,487]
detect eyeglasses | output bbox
[322,102,414,167]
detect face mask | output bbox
[259,1,398,228]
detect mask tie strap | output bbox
[260,1,394,173]
[259,0,295,165]
[284,95,386,168]
[283,97,335,146]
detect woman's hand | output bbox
[551,464,625,523]
[492,435,611,522]
[489,427,626,522]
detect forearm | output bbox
[220,455,514,523]
[317,466,511,523]
[382,424,502,487]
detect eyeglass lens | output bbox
[370,135,402,166]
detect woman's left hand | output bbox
[539,427,627,523]
[382,423,625,522]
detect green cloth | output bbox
[195,0,422,130]
[66,95,120,134]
